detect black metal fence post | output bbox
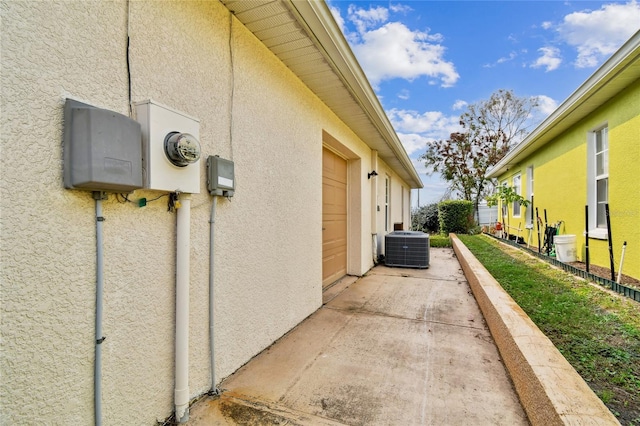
[585,205,589,273]
[605,203,615,281]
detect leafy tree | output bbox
[461,89,536,147]
[411,203,439,233]
[421,130,505,205]
[486,185,531,237]
[420,89,538,222]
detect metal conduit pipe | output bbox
[209,196,220,394]
[175,197,191,423]
[93,191,106,426]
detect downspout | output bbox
[93,191,107,426]
[175,196,191,423]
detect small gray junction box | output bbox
[64,99,143,192]
[207,155,235,196]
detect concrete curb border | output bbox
[450,233,619,426]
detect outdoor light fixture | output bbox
[368,170,379,179]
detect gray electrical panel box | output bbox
[64,99,143,192]
[207,155,234,196]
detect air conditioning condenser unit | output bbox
[384,231,430,268]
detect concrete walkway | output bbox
[188,248,528,425]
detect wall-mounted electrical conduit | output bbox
[206,156,235,397]
[64,95,144,425]
[133,99,202,422]
[175,195,191,423]
[209,196,220,395]
[93,191,107,426]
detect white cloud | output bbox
[541,21,553,30]
[352,22,458,87]
[523,95,559,131]
[329,6,346,35]
[347,4,389,34]
[531,46,562,72]
[397,133,431,156]
[535,95,559,117]
[484,51,519,68]
[411,158,448,187]
[387,108,462,147]
[452,100,467,110]
[498,51,518,64]
[390,4,413,14]
[397,89,410,100]
[334,5,458,88]
[412,158,430,177]
[557,1,640,68]
[411,160,450,206]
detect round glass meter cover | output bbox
[164,132,201,167]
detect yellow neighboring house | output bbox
[488,30,640,281]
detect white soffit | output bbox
[219,0,423,189]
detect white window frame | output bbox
[500,180,508,222]
[587,125,609,239]
[512,173,522,218]
[384,176,390,232]
[525,166,534,228]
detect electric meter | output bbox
[164,132,201,167]
[135,99,201,193]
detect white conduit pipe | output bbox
[372,233,378,264]
[93,191,106,426]
[175,197,191,423]
[616,241,627,284]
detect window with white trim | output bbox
[587,125,609,238]
[526,166,534,227]
[595,127,608,227]
[500,180,508,222]
[512,174,522,217]
[385,176,389,232]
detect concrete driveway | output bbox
[188,248,528,425]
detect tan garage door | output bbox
[322,147,347,288]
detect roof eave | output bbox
[488,30,640,179]
[283,0,422,188]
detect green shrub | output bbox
[438,200,474,234]
[411,203,439,233]
[423,203,439,233]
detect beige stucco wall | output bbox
[321,132,412,274]
[373,158,413,254]
[0,0,413,424]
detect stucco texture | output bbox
[496,78,640,280]
[1,1,411,424]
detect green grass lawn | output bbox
[458,234,640,425]
[429,234,451,247]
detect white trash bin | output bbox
[554,234,577,262]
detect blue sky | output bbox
[327,0,640,207]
